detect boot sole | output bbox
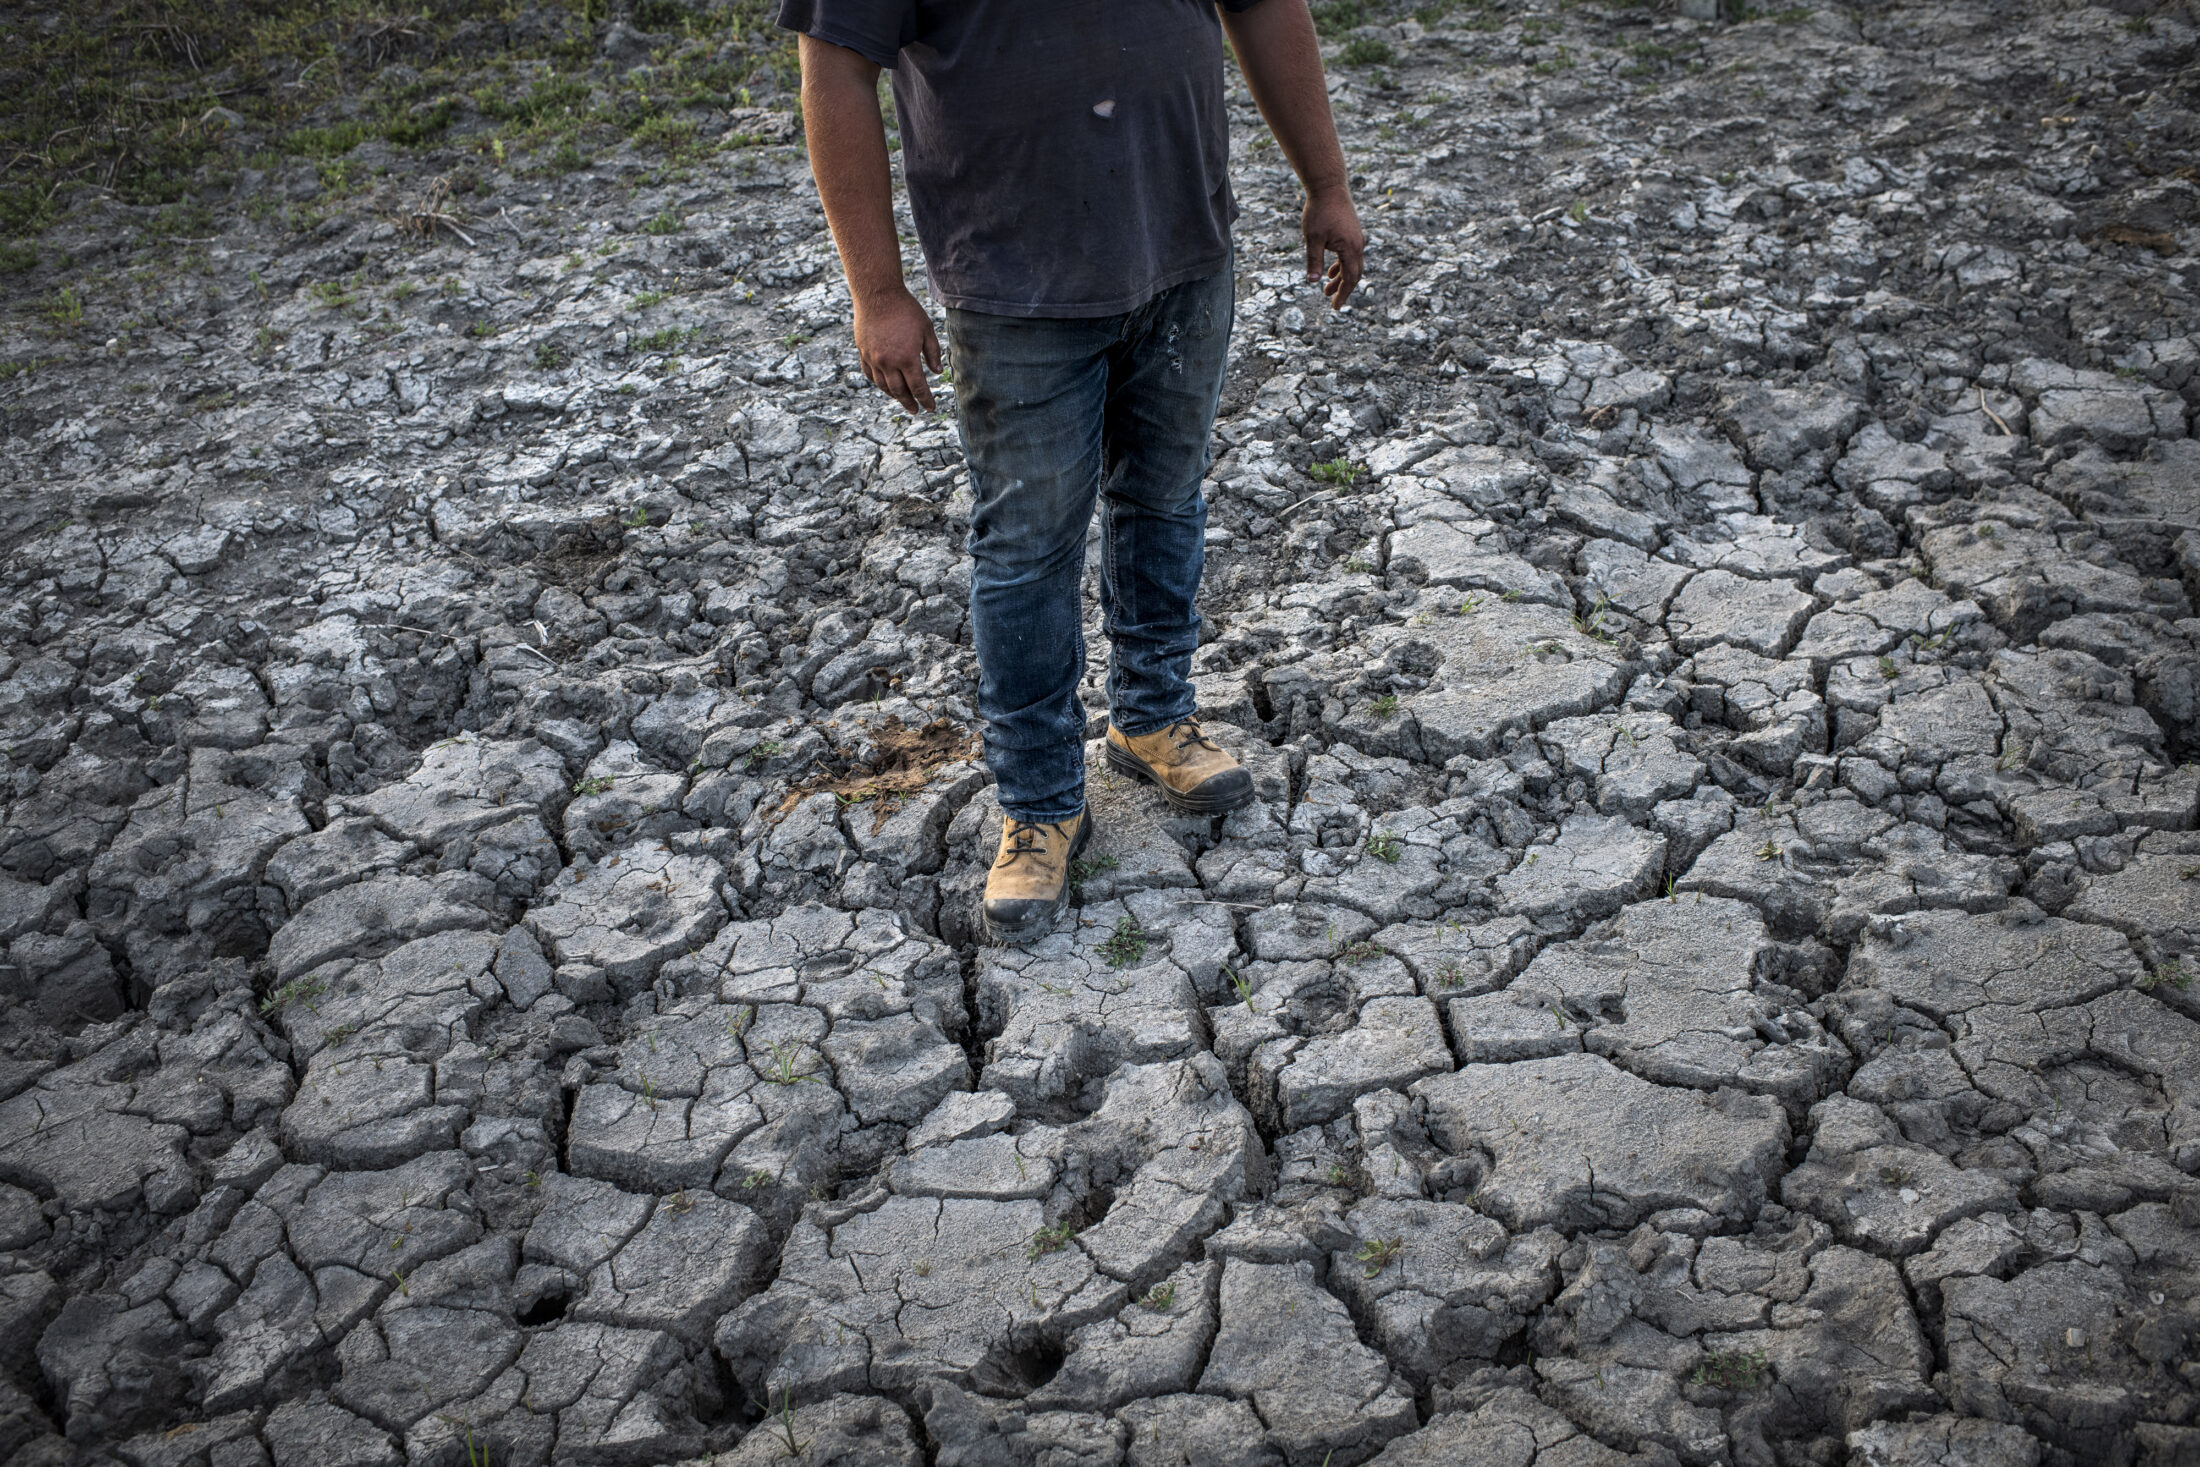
[1104,742,1255,815]
[982,814,1097,944]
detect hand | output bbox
[853,287,942,414]
[1303,184,1365,310]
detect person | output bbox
[779,0,1364,941]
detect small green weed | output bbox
[1693,1349,1771,1390]
[1140,1281,1177,1311]
[1336,939,1385,967]
[261,977,328,1016]
[1028,1220,1075,1259]
[1341,37,1395,65]
[1098,916,1150,968]
[1370,692,1400,718]
[758,1040,822,1086]
[1069,852,1120,885]
[1366,832,1403,864]
[1354,1236,1404,1277]
[1309,458,1363,487]
[642,206,683,235]
[2140,960,2191,993]
[534,341,570,369]
[765,1386,808,1459]
[43,287,85,327]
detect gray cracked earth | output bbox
[4,2,2200,1466]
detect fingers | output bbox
[878,365,920,415]
[1306,236,1362,310]
[1325,234,1364,309]
[851,293,944,415]
[900,361,937,414]
[867,354,935,415]
[1305,232,1325,286]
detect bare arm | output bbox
[1219,0,1365,308]
[798,34,940,412]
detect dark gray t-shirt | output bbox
[778,0,1263,318]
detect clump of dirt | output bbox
[777,715,980,831]
[2098,222,2180,254]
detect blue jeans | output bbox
[949,263,1233,824]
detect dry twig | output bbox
[392,176,478,248]
[1977,387,2013,438]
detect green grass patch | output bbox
[42,288,85,328]
[0,1,798,258]
[1694,1349,1772,1391]
[1311,0,1367,34]
[1341,37,1395,65]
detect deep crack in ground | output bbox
[3,1,2200,1465]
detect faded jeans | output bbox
[947,262,1234,824]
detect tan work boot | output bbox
[982,812,1094,943]
[1104,718,1254,815]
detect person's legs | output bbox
[946,307,1116,823]
[1096,261,1235,734]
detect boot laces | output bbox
[1167,720,1221,756]
[997,821,1062,868]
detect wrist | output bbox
[1304,176,1352,202]
[850,280,915,312]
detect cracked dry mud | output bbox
[5,1,2200,1464]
